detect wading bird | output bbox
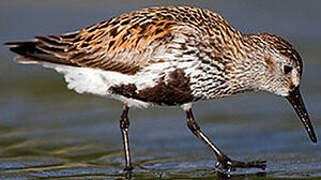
[5,6,317,173]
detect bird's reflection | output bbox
[118,170,266,180]
[217,171,267,180]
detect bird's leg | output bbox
[120,104,133,172]
[184,108,266,172]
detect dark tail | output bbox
[5,34,79,66]
[5,41,44,63]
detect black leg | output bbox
[184,108,266,171]
[120,104,133,172]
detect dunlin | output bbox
[5,6,317,172]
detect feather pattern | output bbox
[5,6,238,75]
[5,6,303,107]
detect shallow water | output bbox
[1,0,321,179]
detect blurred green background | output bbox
[0,0,321,179]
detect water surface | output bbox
[1,0,321,179]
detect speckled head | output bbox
[250,33,303,97]
[251,33,317,143]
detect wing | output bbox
[5,8,184,75]
[6,6,230,76]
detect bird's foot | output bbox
[123,166,133,179]
[215,155,266,173]
[123,166,134,172]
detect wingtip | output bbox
[4,41,15,47]
[4,41,33,48]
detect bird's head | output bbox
[249,33,317,143]
[252,33,302,96]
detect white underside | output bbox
[41,62,158,108]
[36,62,196,109]
[37,60,200,109]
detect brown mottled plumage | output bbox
[5,6,317,174]
[6,7,243,75]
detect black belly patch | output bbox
[109,69,194,105]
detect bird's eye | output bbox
[283,65,293,75]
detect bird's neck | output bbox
[198,32,266,99]
[225,34,268,94]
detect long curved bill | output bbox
[286,87,317,143]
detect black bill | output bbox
[286,87,317,143]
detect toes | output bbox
[215,159,267,172]
[238,160,267,170]
[215,160,234,173]
[248,160,267,170]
